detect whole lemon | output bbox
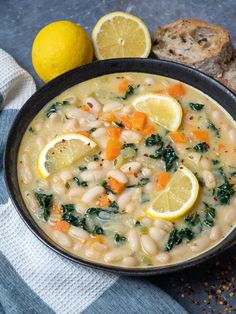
[32,20,93,82]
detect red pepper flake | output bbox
[87,102,93,108]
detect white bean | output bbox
[34,122,43,132]
[140,217,152,227]
[92,127,107,138]
[121,130,142,143]
[87,161,100,170]
[64,118,80,132]
[121,104,132,114]
[224,207,236,223]
[68,226,90,241]
[202,170,216,188]
[149,226,167,243]
[190,237,210,253]
[53,230,72,248]
[82,186,105,203]
[104,248,132,263]
[103,160,113,169]
[35,137,46,150]
[127,229,140,252]
[210,226,222,241]
[49,112,61,123]
[51,181,66,194]
[24,192,38,211]
[153,219,173,232]
[155,252,171,263]
[120,162,142,174]
[92,242,108,252]
[107,170,128,183]
[141,235,158,255]
[122,256,138,266]
[200,157,211,170]
[80,170,105,182]
[66,107,89,119]
[85,248,100,259]
[211,110,220,123]
[37,180,49,190]
[21,154,29,167]
[107,193,117,203]
[95,136,109,149]
[68,186,84,198]
[64,95,77,105]
[126,203,136,213]
[141,167,152,177]
[145,77,155,85]
[60,169,73,182]
[118,190,133,208]
[228,129,236,141]
[86,97,102,113]
[103,101,123,112]
[144,182,155,193]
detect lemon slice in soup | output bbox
[132,93,183,131]
[147,165,199,220]
[37,133,97,178]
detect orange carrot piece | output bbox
[105,138,121,160]
[51,203,61,215]
[167,83,186,98]
[191,130,209,143]
[142,125,156,136]
[80,105,90,112]
[97,194,111,208]
[117,79,131,93]
[216,143,226,153]
[53,221,70,233]
[120,116,132,129]
[107,127,121,138]
[102,112,116,123]
[89,235,104,246]
[76,130,91,138]
[169,131,188,144]
[108,177,125,194]
[131,111,147,131]
[157,172,171,189]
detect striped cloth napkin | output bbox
[0,48,188,314]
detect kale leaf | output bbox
[121,85,139,100]
[189,103,204,111]
[203,203,216,227]
[162,144,178,171]
[184,213,201,226]
[45,101,68,118]
[122,143,137,151]
[35,192,53,221]
[214,181,235,205]
[73,177,88,187]
[208,121,220,138]
[166,228,194,251]
[193,142,210,153]
[114,233,126,243]
[145,134,163,147]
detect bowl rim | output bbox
[4,58,236,276]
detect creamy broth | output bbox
[17,73,236,268]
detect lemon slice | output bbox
[132,93,183,131]
[92,11,151,60]
[147,165,199,220]
[37,133,97,178]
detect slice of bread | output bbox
[152,19,234,77]
[216,56,236,94]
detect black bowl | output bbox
[4,58,236,275]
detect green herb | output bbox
[145,134,163,147]
[61,204,75,213]
[231,171,236,177]
[89,127,97,133]
[208,121,220,138]
[86,206,119,217]
[217,167,227,180]
[184,213,201,226]
[126,177,150,188]
[214,181,235,205]
[203,203,216,227]
[65,182,70,189]
[62,212,86,228]
[98,179,107,187]
[92,154,100,161]
[113,121,124,128]
[73,177,88,187]
[189,103,204,111]
[92,225,104,235]
[45,101,68,118]
[193,142,209,153]
[162,144,178,171]
[120,85,139,100]
[135,221,141,227]
[212,159,219,165]
[109,201,119,212]
[29,126,34,133]
[122,143,137,151]
[166,228,194,251]
[78,166,87,172]
[35,192,53,221]
[114,233,126,243]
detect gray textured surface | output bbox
[1,0,236,313]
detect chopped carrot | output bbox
[157,172,171,189]
[107,127,121,138]
[105,138,121,160]
[89,235,104,246]
[76,130,91,138]
[117,79,131,93]
[169,131,188,144]
[97,194,111,208]
[53,221,70,233]
[120,116,132,129]
[108,177,125,194]
[51,203,61,215]
[80,105,90,112]
[153,89,165,94]
[191,130,209,143]
[102,112,116,123]
[167,83,186,98]
[142,125,156,136]
[216,143,226,153]
[131,111,147,131]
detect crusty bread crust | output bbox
[216,54,236,94]
[152,19,234,77]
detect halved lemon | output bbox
[92,11,151,60]
[146,165,199,220]
[37,133,97,178]
[132,93,183,131]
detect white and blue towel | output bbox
[0,48,188,314]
